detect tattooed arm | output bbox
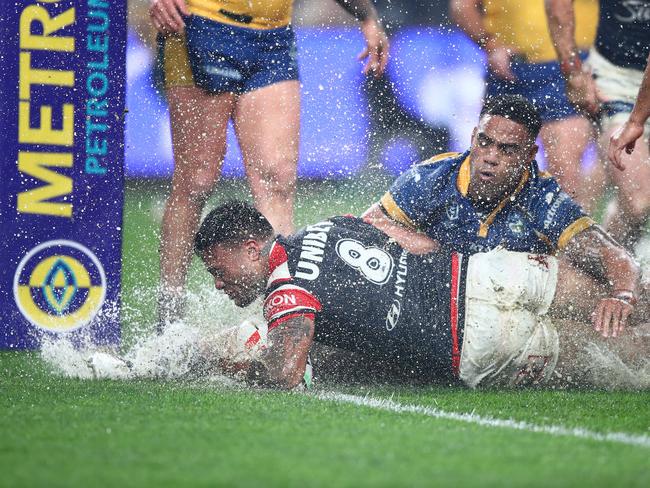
[560,226,641,337]
[246,315,315,389]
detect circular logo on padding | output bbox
[13,240,106,332]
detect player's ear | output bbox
[244,239,262,261]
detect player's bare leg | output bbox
[551,317,650,388]
[600,125,650,248]
[234,80,299,235]
[540,116,603,212]
[159,86,236,325]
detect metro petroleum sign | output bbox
[0,0,126,348]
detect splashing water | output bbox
[41,284,650,390]
[579,340,650,390]
[41,285,264,382]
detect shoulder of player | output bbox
[267,240,293,288]
[524,165,565,199]
[405,151,466,189]
[415,151,464,169]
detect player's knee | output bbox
[257,161,297,193]
[172,168,219,203]
[620,195,650,222]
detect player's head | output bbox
[195,201,274,307]
[469,95,541,204]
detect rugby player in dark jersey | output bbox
[192,201,649,390]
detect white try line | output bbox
[315,391,650,449]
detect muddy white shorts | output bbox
[587,48,650,135]
[460,248,560,388]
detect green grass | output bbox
[2,178,650,487]
[2,351,649,487]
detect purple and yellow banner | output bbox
[0,0,126,349]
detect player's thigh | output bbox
[600,124,650,216]
[233,80,300,180]
[461,304,559,388]
[166,85,236,192]
[540,116,592,172]
[466,249,558,313]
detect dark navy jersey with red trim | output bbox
[263,216,467,378]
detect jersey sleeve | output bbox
[264,242,322,330]
[379,166,437,231]
[379,152,462,232]
[531,177,594,250]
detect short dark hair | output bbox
[194,200,274,255]
[480,95,542,139]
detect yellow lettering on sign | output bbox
[18,100,74,146]
[16,1,77,218]
[17,151,73,217]
[19,52,74,99]
[19,5,75,52]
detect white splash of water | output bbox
[581,341,650,390]
[41,286,263,381]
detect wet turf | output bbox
[2,180,649,487]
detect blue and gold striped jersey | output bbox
[380,151,593,255]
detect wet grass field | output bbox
[1,179,649,487]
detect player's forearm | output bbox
[247,316,315,389]
[545,0,579,68]
[563,227,641,300]
[450,0,492,48]
[629,55,650,126]
[362,203,439,255]
[333,0,379,22]
[598,242,641,300]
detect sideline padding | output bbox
[0,0,127,349]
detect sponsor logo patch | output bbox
[13,240,106,332]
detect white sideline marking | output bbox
[315,391,650,449]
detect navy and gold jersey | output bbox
[380,152,593,255]
[483,0,597,64]
[263,217,467,379]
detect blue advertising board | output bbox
[0,0,127,349]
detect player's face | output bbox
[468,115,537,204]
[201,241,266,307]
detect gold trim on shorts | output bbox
[161,34,194,88]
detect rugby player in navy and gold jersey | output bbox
[363,95,641,333]
[451,0,600,210]
[192,201,647,390]
[149,0,389,326]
